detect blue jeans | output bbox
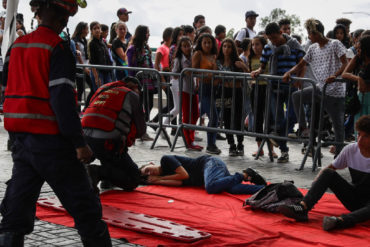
[270,85,297,152]
[90,71,113,92]
[200,87,219,147]
[203,157,263,194]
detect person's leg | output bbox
[280,168,360,222]
[190,94,200,141]
[223,108,235,145]
[201,93,217,147]
[287,88,298,134]
[276,88,289,154]
[203,157,250,194]
[0,141,44,235]
[292,87,314,130]
[182,92,192,144]
[324,96,345,156]
[339,202,370,227]
[304,168,359,211]
[99,152,141,191]
[168,87,180,123]
[39,149,110,244]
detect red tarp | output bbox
[36,185,370,246]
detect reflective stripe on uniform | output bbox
[49,78,75,87]
[82,113,115,123]
[12,43,54,51]
[4,113,57,121]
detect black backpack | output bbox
[243,181,303,212]
[233,28,249,40]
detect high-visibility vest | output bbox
[82,81,137,147]
[3,26,66,134]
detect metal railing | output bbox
[75,64,346,171]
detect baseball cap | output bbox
[245,10,259,18]
[117,8,132,16]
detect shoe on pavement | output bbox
[237,144,244,156]
[141,133,154,141]
[229,144,238,156]
[187,144,203,151]
[243,168,267,185]
[277,152,289,163]
[252,150,264,157]
[206,145,221,155]
[279,204,308,222]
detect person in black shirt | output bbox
[88,21,112,92]
[111,21,128,80]
[140,155,266,194]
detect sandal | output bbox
[252,151,264,157]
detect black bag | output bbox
[243,181,303,212]
[345,81,361,115]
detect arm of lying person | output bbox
[147,177,183,186]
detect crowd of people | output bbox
[53,7,369,162]
[0,1,369,245]
[1,4,369,162]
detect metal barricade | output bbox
[169,68,319,170]
[75,64,329,171]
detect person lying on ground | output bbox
[140,155,266,194]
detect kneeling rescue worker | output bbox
[82,76,146,192]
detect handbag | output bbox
[345,81,361,115]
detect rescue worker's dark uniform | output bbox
[82,80,146,191]
[0,25,111,246]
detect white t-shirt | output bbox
[303,39,347,98]
[235,27,256,42]
[333,143,370,173]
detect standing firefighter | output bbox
[0,0,112,246]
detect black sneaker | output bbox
[323,216,343,231]
[229,144,238,156]
[237,144,244,156]
[243,168,267,185]
[87,165,100,194]
[277,152,289,163]
[206,145,221,155]
[279,204,308,222]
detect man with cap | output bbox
[0,0,111,246]
[109,7,132,44]
[235,10,259,52]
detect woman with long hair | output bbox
[216,38,249,156]
[192,33,220,154]
[248,35,277,158]
[72,22,94,109]
[88,21,113,92]
[127,25,154,141]
[112,21,129,80]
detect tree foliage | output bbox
[226,28,235,39]
[259,8,303,36]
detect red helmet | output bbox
[30,0,80,16]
